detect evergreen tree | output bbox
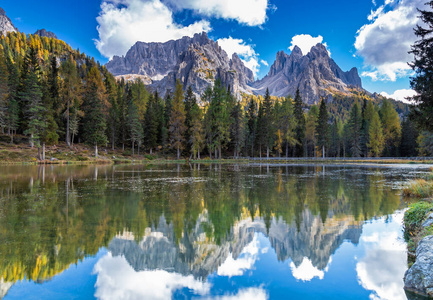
[246,98,257,157]
[316,99,329,158]
[169,80,187,159]
[189,101,204,159]
[348,102,362,157]
[144,93,159,154]
[367,109,385,157]
[281,96,297,157]
[5,56,19,143]
[82,66,107,157]
[294,88,305,157]
[184,86,196,152]
[60,57,82,146]
[127,89,144,155]
[230,102,245,158]
[0,50,8,133]
[261,88,274,158]
[409,1,433,131]
[400,118,419,157]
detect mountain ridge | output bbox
[0,7,17,34]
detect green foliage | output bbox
[367,108,385,157]
[404,201,433,237]
[169,80,187,159]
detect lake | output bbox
[0,163,431,300]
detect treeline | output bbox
[0,31,420,159]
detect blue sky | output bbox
[1,0,424,101]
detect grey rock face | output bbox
[422,213,433,229]
[106,32,254,99]
[0,7,17,35]
[34,29,57,39]
[251,43,363,104]
[404,235,433,297]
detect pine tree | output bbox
[261,88,274,158]
[230,102,245,158]
[189,102,204,159]
[127,89,144,155]
[348,102,362,157]
[60,57,82,146]
[5,56,19,143]
[184,85,195,152]
[246,98,257,157]
[316,99,329,158]
[400,118,419,157]
[281,96,297,157]
[294,88,305,157]
[0,50,8,133]
[409,1,433,131]
[82,66,107,157]
[367,109,385,157]
[169,80,187,159]
[144,93,159,154]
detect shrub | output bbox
[404,201,433,237]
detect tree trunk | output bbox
[132,141,134,156]
[138,144,140,155]
[267,147,269,159]
[122,143,125,151]
[259,145,262,158]
[209,148,212,159]
[286,143,289,158]
[215,148,217,160]
[95,144,98,157]
[42,143,45,160]
[322,146,325,158]
[198,150,200,160]
[112,128,115,151]
[66,99,70,147]
[150,148,152,155]
[219,144,222,159]
[38,147,41,160]
[177,146,180,160]
[10,133,13,144]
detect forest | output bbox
[0,31,427,160]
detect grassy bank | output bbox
[403,170,433,265]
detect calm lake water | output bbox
[0,163,431,300]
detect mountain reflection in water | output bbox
[0,164,427,300]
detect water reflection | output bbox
[0,164,426,299]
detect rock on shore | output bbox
[404,235,433,297]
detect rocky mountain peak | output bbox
[106,32,254,99]
[252,43,363,104]
[0,7,18,35]
[34,29,57,39]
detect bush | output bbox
[144,154,154,160]
[404,201,433,237]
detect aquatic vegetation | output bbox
[402,179,433,198]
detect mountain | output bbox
[252,44,363,104]
[106,32,254,98]
[0,7,17,34]
[34,29,57,39]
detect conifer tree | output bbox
[409,1,433,131]
[0,50,8,133]
[82,67,107,157]
[169,80,187,159]
[379,99,401,156]
[294,88,305,157]
[189,101,204,159]
[281,96,297,157]
[5,56,19,143]
[246,98,257,157]
[144,93,158,154]
[127,89,144,155]
[305,105,318,157]
[316,99,329,158]
[400,118,419,157]
[348,102,362,157]
[230,102,245,158]
[261,88,274,158]
[367,109,385,157]
[60,57,82,146]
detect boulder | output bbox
[404,235,433,297]
[422,213,433,229]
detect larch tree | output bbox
[367,109,385,157]
[379,99,401,156]
[348,102,362,157]
[169,79,187,159]
[294,87,305,157]
[0,50,8,133]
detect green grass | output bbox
[404,201,433,253]
[403,179,433,198]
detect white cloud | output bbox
[260,60,269,67]
[288,34,331,56]
[380,89,416,103]
[217,37,263,78]
[95,0,211,58]
[93,253,211,300]
[290,257,326,281]
[356,212,407,300]
[217,234,260,277]
[355,0,426,81]
[164,0,270,26]
[205,287,268,300]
